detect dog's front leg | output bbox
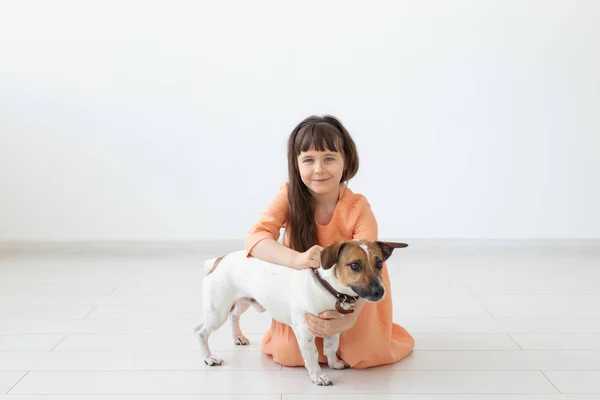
[291,316,332,386]
[323,334,350,370]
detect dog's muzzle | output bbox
[352,282,385,302]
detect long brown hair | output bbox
[286,115,359,252]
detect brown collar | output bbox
[312,268,359,314]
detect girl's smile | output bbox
[298,150,344,197]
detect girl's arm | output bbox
[246,184,289,257]
[250,239,298,269]
[246,183,321,270]
[252,239,323,270]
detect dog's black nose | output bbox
[369,284,385,300]
[372,288,384,299]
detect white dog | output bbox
[195,239,407,385]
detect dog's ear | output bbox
[376,241,408,261]
[320,241,347,270]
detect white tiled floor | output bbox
[1,243,600,399]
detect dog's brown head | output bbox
[320,240,408,302]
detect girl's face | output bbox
[297,149,345,197]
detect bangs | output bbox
[295,123,344,156]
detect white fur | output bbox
[195,250,358,385]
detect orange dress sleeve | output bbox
[351,195,378,241]
[245,183,289,257]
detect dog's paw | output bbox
[328,359,350,370]
[234,335,250,346]
[312,374,333,386]
[204,355,224,366]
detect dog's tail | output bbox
[204,255,225,276]
[203,258,216,273]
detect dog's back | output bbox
[201,251,310,325]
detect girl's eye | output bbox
[303,159,313,163]
[349,262,361,272]
[376,260,384,269]
[325,157,334,162]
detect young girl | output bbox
[245,115,414,369]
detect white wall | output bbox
[1,0,598,241]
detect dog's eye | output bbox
[349,262,361,271]
[376,260,384,269]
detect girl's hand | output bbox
[305,310,357,337]
[293,245,323,269]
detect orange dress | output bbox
[245,182,414,369]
